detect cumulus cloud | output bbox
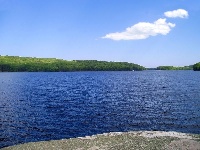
[164,9,188,18]
[102,18,175,40]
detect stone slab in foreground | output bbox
[2,131,200,150]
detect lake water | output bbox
[0,71,200,148]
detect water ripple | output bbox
[0,71,200,148]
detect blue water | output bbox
[0,71,200,148]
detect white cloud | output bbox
[164,9,188,18]
[102,18,175,40]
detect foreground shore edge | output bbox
[2,131,200,150]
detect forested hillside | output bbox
[193,62,200,71]
[0,56,145,72]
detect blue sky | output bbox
[0,0,200,67]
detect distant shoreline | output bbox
[0,55,198,72]
[0,56,145,72]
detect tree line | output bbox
[0,56,145,72]
[156,63,200,71]
[156,65,193,70]
[193,62,200,71]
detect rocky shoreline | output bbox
[2,131,200,150]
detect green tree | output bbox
[193,62,200,71]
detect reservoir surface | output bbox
[0,71,200,148]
